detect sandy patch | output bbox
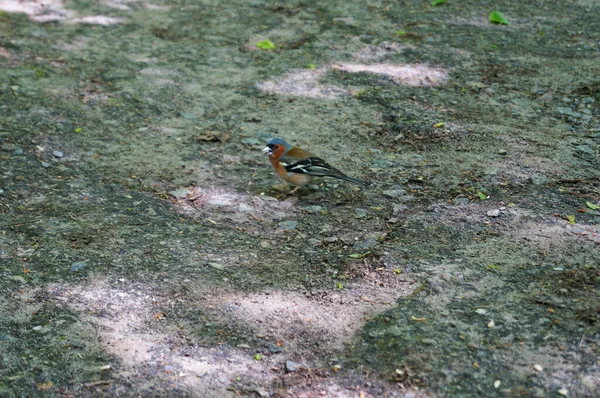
[257,62,449,98]
[0,0,124,24]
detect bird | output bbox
[262,138,367,193]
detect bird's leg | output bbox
[289,186,302,195]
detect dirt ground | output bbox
[1,0,599,397]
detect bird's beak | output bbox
[262,146,273,156]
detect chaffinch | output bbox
[262,138,367,192]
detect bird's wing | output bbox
[284,157,342,177]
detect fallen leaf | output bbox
[490,11,509,25]
[256,39,275,50]
[586,201,600,210]
[430,0,447,5]
[195,131,231,143]
[411,316,426,322]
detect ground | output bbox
[0,0,599,397]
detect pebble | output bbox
[354,208,367,218]
[581,375,595,391]
[52,150,64,158]
[487,209,501,217]
[454,197,469,206]
[353,237,378,251]
[267,343,282,353]
[278,220,298,231]
[533,364,543,372]
[498,149,507,155]
[382,188,406,199]
[70,261,88,272]
[475,309,487,315]
[303,205,323,214]
[238,203,253,212]
[286,360,301,373]
[168,189,191,199]
[13,148,23,155]
[41,162,50,168]
[530,174,550,185]
[494,380,501,389]
[393,204,407,214]
[487,320,495,328]
[557,388,568,396]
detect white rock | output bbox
[487,209,501,217]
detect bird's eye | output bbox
[274,145,279,149]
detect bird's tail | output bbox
[336,174,370,186]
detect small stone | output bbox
[557,388,568,396]
[52,150,64,158]
[70,261,88,272]
[41,162,50,168]
[393,204,407,214]
[168,189,191,199]
[530,174,550,185]
[32,326,43,331]
[475,309,487,315]
[267,343,282,353]
[286,360,301,373]
[278,220,298,231]
[303,205,323,214]
[487,320,495,328]
[498,149,507,155]
[209,262,225,270]
[556,107,582,118]
[354,208,367,218]
[581,375,595,391]
[494,380,501,389]
[533,364,543,372]
[399,195,415,202]
[353,237,378,251]
[487,209,501,217]
[236,344,251,349]
[218,376,228,384]
[13,148,23,155]
[238,203,253,212]
[454,197,469,206]
[382,189,407,199]
[252,387,269,398]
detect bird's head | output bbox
[262,138,290,157]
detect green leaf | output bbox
[430,0,446,6]
[565,215,576,225]
[476,192,487,200]
[256,39,275,50]
[254,354,262,360]
[74,127,82,133]
[307,63,315,69]
[336,281,344,290]
[489,11,509,25]
[394,268,402,274]
[486,263,500,272]
[348,251,371,259]
[586,201,600,210]
[396,30,407,36]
